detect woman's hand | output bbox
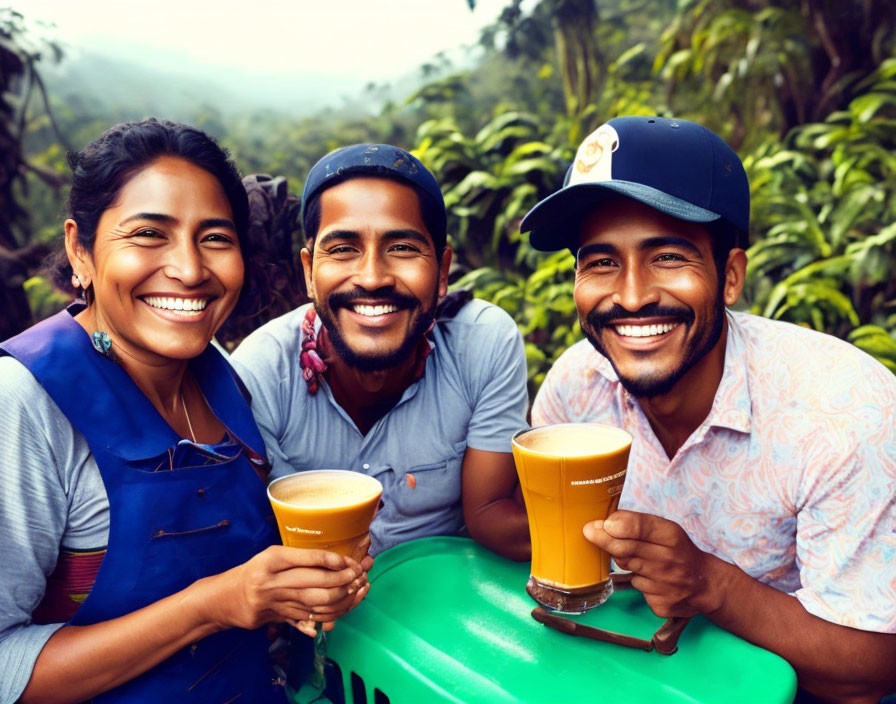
[196,545,367,632]
[294,536,376,637]
[294,579,371,637]
[19,546,373,703]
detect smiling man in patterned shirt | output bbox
[521,115,896,702]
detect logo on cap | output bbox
[572,124,619,185]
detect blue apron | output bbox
[2,308,285,703]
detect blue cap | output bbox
[520,116,749,251]
[301,143,447,249]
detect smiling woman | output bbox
[64,155,245,376]
[0,119,372,704]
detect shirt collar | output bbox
[703,312,752,434]
[592,310,752,434]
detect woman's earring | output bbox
[91,331,116,362]
[72,273,81,288]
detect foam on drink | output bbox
[270,471,381,509]
[516,424,632,457]
[267,470,383,558]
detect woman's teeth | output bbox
[615,322,678,338]
[354,304,398,317]
[143,296,208,315]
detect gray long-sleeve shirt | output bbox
[0,356,109,703]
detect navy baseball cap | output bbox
[301,143,447,249]
[520,116,749,251]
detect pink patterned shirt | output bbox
[532,311,896,632]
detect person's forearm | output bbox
[20,576,222,704]
[706,555,896,703]
[467,497,531,561]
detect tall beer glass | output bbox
[512,423,632,613]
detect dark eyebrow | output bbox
[199,217,237,231]
[641,236,703,257]
[577,236,703,262]
[316,229,434,250]
[117,213,236,231]
[316,230,360,248]
[383,229,433,249]
[119,212,177,226]
[576,242,619,261]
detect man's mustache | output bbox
[327,286,420,311]
[586,302,694,329]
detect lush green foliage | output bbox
[453,251,580,397]
[745,59,896,345]
[436,0,896,386]
[9,0,896,390]
[0,9,67,338]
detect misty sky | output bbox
[17,0,511,110]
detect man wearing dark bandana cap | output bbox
[233,144,531,561]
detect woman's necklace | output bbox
[180,390,197,443]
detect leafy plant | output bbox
[452,250,582,397]
[11,0,896,382]
[414,111,571,274]
[746,59,896,355]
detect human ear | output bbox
[64,219,93,287]
[300,246,315,299]
[723,248,747,306]
[438,246,453,298]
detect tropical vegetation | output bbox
[3,0,896,392]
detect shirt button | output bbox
[362,463,370,470]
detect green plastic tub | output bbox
[325,537,797,704]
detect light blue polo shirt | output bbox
[231,299,529,555]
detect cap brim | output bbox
[521,181,722,252]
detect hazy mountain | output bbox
[40,44,470,122]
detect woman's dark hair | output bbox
[301,173,448,257]
[48,118,249,294]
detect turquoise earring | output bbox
[92,331,115,360]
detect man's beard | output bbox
[582,289,725,398]
[315,286,437,372]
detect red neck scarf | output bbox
[299,307,434,394]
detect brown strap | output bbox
[652,616,690,655]
[532,607,654,651]
[531,607,691,656]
